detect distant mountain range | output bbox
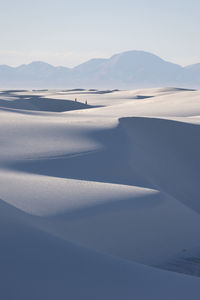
[0,50,200,89]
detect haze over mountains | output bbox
[1,50,200,89]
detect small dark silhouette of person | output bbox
[85,100,87,105]
[75,98,77,102]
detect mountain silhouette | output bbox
[0,50,199,89]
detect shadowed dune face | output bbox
[120,117,200,213]
[1,199,200,300]
[0,90,96,112]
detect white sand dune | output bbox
[1,198,200,300]
[0,87,200,298]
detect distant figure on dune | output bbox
[75,98,77,102]
[85,100,87,105]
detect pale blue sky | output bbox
[0,0,200,67]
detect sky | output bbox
[0,0,200,67]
